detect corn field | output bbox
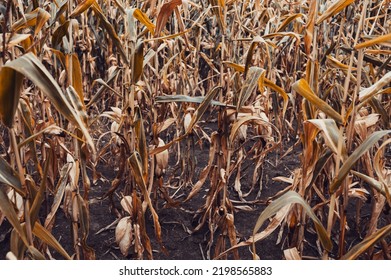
[0,0,390,260]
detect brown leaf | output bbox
[154,0,182,37]
[0,67,23,128]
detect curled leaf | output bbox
[330,130,391,193]
[293,79,343,124]
[253,191,332,254]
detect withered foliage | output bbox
[0,0,390,260]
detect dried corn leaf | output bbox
[342,224,391,260]
[3,54,95,156]
[308,149,333,189]
[128,152,164,251]
[120,196,133,215]
[0,33,32,51]
[264,78,288,118]
[87,67,121,107]
[215,204,291,259]
[359,71,391,102]
[316,0,354,25]
[326,55,356,71]
[224,62,288,117]
[132,41,144,84]
[146,29,190,42]
[355,33,391,50]
[153,87,221,155]
[66,86,91,144]
[253,191,332,252]
[330,130,391,193]
[223,61,245,72]
[209,0,226,32]
[185,133,217,202]
[7,190,23,220]
[374,138,391,189]
[27,246,46,260]
[66,54,84,105]
[293,79,343,124]
[237,67,265,111]
[230,115,271,145]
[32,222,71,260]
[306,119,347,158]
[52,0,68,24]
[304,0,316,55]
[134,107,148,182]
[44,163,71,230]
[277,14,303,33]
[262,32,300,42]
[185,86,222,134]
[154,0,182,37]
[126,8,155,35]
[0,189,29,247]
[155,94,229,107]
[161,53,179,89]
[352,171,386,197]
[70,0,96,18]
[284,247,302,260]
[0,67,23,128]
[29,154,50,226]
[0,158,22,195]
[34,7,51,37]
[51,20,71,48]
[244,36,266,78]
[76,193,95,259]
[12,8,49,32]
[156,118,176,134]
[91,2,129,64]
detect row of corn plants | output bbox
[0,0,390,259]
